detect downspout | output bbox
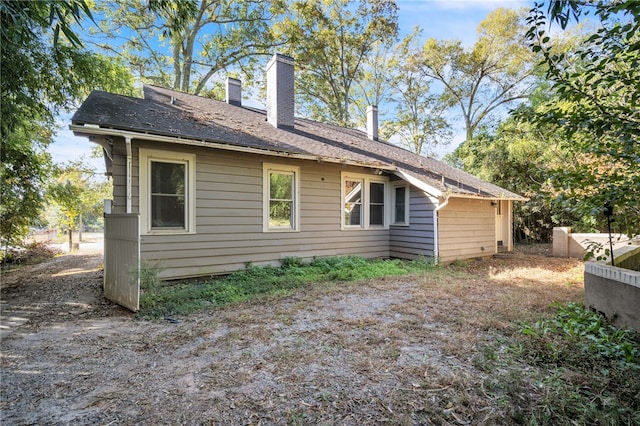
[433,195,450,264]
[125,136,132,213]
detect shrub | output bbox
[514,302,640,424]
[1,241,62,268]
[519,302,639,365]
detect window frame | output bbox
[391,182,410,226]
[139,148,196,235]
[343,177,364,229]
[263,163,301,232]
[341,172,389,230]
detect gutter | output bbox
[69,124,398,173]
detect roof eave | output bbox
[394,169,527,201]
[69,123,398,172]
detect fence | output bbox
[104,214,140,312]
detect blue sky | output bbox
[51,0,531,168]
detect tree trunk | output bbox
[68,226,73,251]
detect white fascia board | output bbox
[394,169,442,198]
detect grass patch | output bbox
[138,255,435,318]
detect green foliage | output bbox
[276,0,399,126]
[92,0,286,95]
[46,159,111,250]
[0,124,53,247]
[519,302,640,365]
[511,302,640,424]
[138,255,435,318]
[525,1,640,238]
[381,29,452,156]
[0,0,134,248]
[138,261,164,291]
[1,241,62,269]
[447,94,587,241]
[415,8,538,141]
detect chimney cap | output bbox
[268,53,295,67]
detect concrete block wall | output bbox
[552,227,630,259]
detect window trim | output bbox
[343,177,365,229]
[263,163,301,232]
[391,182,410,226]
[341,172,389,230]
[139,148,196,235]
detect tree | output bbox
[276,0,398,127]
[447,95,583,242]
[381,30,451,156]
[350,40,395,129]
[415,8,538,141]
[525,0,639,237]
[47,160,111,250]
[91,0,287,95]
[0,0,135,247]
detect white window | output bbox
[139,149,196,234]
[344,178,364,227]
[392,183,410,226]
[263,163,300,232]
[341,172,388,230]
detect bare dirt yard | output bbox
[1,245,586,425]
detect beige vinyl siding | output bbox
[112,139,390,279]
[389,187,436,260]
[437,197,496,262]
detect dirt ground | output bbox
[0,244,585,425]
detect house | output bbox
[71,53,525,285]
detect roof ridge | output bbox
[73,87,526,201]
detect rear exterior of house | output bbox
[72,54,523,281]
[104,137,445,278]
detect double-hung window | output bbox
[392,183,410,226]
[263,163,300,232]
[342,173,388,229]
[140,149,196,234]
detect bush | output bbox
[514,302,640,424]
[138,255,437,318]
[0,241,62,267]
[519,302,639,365]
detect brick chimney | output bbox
[367,105,378,141]
[226,77,241,106]
[266,53,295,129]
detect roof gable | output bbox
[71,85,526,201]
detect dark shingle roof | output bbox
[71,85,525,200]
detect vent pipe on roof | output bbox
[226,77,242,106]
[266,53,295,129]
[367,105,379,141]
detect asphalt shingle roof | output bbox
[71,85,525,200]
